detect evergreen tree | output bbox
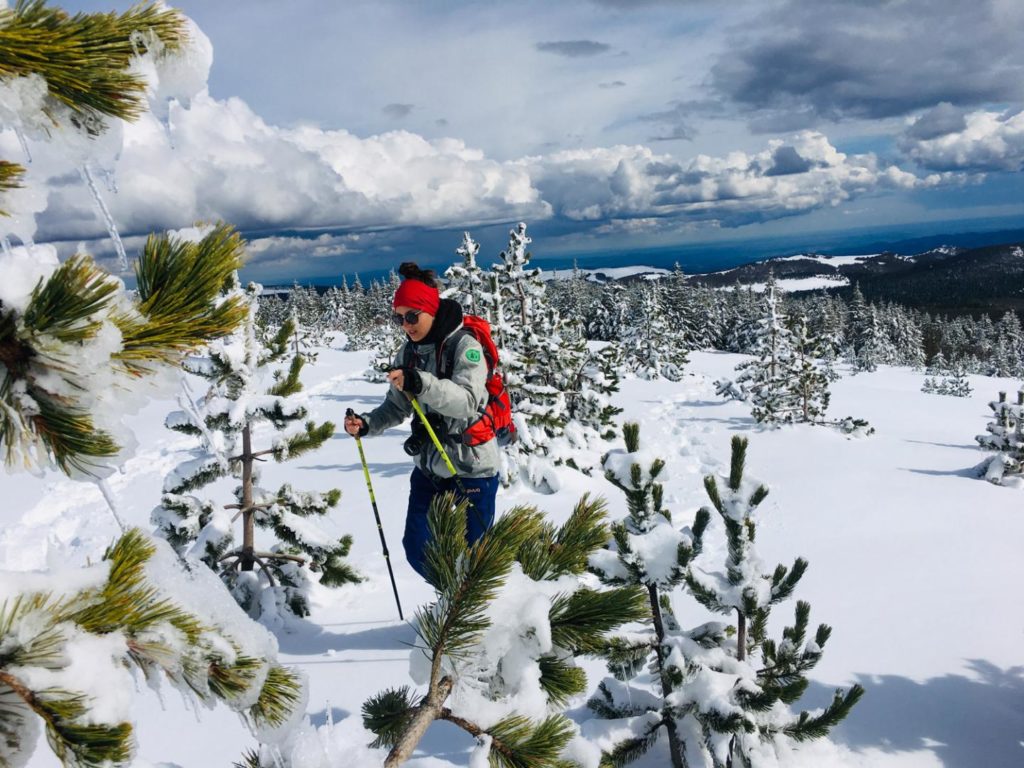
[443,231,486,315]
[363,493,647,767]
[620,282,688,381]
[683,436,865,766]
[662,263,701,349]
[734,279,800,425]
[155,284,360,621]
[992,312,1023,377]
[788,313,831,423]
[588,423,711,768]
[976,390,1024,485]
[364,317,404,383]
[343,274,375,350]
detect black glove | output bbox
[401,367,423,395]
[356,415,369,437]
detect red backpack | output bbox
[438,315,517,447]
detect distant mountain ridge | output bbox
[687,242,1024,316]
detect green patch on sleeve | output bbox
[465,348,482,363]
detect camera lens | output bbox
[403,435,422,456]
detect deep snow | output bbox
[4,343,1023,768]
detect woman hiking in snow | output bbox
[343,262,499,578]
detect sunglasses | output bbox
[391,309,423,326]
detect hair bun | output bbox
[398,261,440,287]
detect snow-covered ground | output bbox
[727,276,851,293]
[5,343,1024,768]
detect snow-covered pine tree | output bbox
[2,222,250,475]
[589,280,629,342]
[788,312,831,423]
[362,492,647,768]
[683,436,864,765]
[1,6,302,761]
[587,422,711,768]
[620,281,688,381]
[992,312,1023,378]
[564,336,624,446]
[442,231,486,315]
[286,284,328,348]
[364,314,404,383]
[976,390,1024,486]
[155,282,359,621]
[922,354,972,397]
[343,273,375,350]
[734,278,800,425]
[485,223,574,488]
[663,263,702,351]
[322,281,350,335]
[724,283,762,354]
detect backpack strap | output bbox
[438,328,471,380]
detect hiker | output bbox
[344,262,500,578]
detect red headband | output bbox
[393,278,440,315]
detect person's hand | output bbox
[344,412,367,437]
[387,367,423,395]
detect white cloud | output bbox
[0,8,967,270]
[901,109,1024,172]
[519,131,946,229]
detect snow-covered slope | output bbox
[6,341,1023,768]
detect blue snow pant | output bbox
[403,467,499,579]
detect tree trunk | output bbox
[648,583,688,768]
[736,607,746,662]
[240,423,254,571]
[384,676,454,767]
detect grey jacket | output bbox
[363,327,500,479]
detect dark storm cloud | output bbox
[535,40,612,57]
[710,0,1024,128]
[764,145,814,176]
[382,103,415,119]
[904,103,969,141]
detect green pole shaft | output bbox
[408,395,489,534]
[348,409,403,621]
[410,396,459,478]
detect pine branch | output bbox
[0,0,185,124]
[549,587,649,656]
[476,713,577,768]
[233,749,262,768]
[518,494,610,580]
[0,160,25,217]
[271,420,334,461]
[249,665,303,729]
[728,435,748,491]
[120,224,249,373]
[537,654,587,707]
[268,354,304,397]
[601,636,654,682]
[362,686,419,749]
[780,684,865,742]
[417,504,542,660]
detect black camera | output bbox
[404,412,446,456]
[403,433,423,456]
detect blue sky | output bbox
[8,0,1024,281]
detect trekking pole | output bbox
[347,408,403,621]
[407,396,489,533]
